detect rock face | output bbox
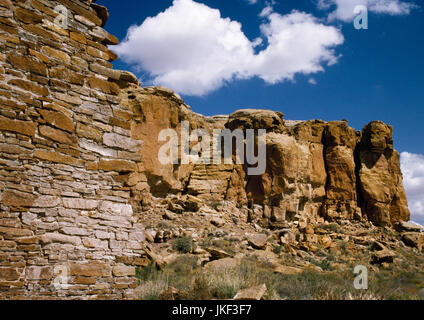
[121,86,410,228]
[358,122,410,225]
[0,0,411,300]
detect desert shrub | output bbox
[173,236,194,253]
[157,221,172,230]
[135,253,424,300]
[321,223,343,234]
[211,239,236,255]
[137,273,169,300]
[273,244,283,255]
[168,255,199,274]
[135,262,159,283]
[319,259,333,271]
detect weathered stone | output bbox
[62,198,99,210]
[207,247,232,260]
[359,122,410,226]
[88,76,120,95]
[54,92,82,105]
[32,195,61,208]
[205,258,240,270]
[0,227,33,238]
[0,116,36,137]
[70,31,87,44]
[1,190,36,207]
[99,201,133,216]
[0,143,31,155]
[210,217,225,228]
[76,123,103,142]
[0,267,20,281]
[247,234,268,250]
[90,63,120,80]
[41,46,70,64]
[8,79,49,96]
[397,221,423,233]
[163,210,177,221]
[112,265,136,277]
[62,227,90,236]
[91,3,109,27]
[40,233,81,246]
[82,238,108,249]
[49,66,84,86]
[103,133,142,152]
[402,233,424,251]
[39,126,77,145]
[87,46,109,60]
[98,159,137,172]
[69,262,110,277]
[34,150,84,166]
[7,53,47,76]
[371,250,396,264]
[38,109,75,133]
[234,284,267,300]
[25,266,52,280]
[15,7,43,24]
[273,265,304,275]
[79,139,117,157]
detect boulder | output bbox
[397,221,423,233]
[371,250,396,264]
[205,258,240,270]
[401,233,424,251]
[247,234,268,250]
[206,247,232,260]
[234,284,267,300]
[210,217,225,228]
[158,287,180,300]
[273,265,304,275]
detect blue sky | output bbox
[98,0,424,224]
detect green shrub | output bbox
[135,262,159,284]
[273,244,283,255]
[173,236,194,253]
[319,259,332,271]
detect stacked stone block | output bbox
[0,0,146,299]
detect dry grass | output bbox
[134,254,424,300]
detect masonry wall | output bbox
[0,0,147,299]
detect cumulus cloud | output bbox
[400,152,424,223]
[317,0,417,22]
[112,0,344,96]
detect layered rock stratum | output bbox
[0,0,417,300]
[120,84,410,227]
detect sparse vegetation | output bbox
[273,244,283,255]
[173,236,195,253]
[134,254,424,300]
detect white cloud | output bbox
[112,0,344,96]
[317,0,417,22]
[400,152,424,223]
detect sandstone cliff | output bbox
[119,84,410,228]
[0,0,412,300]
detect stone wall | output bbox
[0,0,147,299]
